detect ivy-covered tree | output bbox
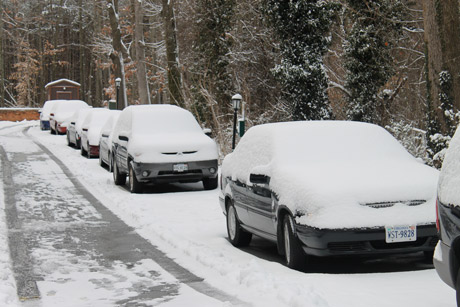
[264,0,336,121]
[344,0,405,123]
[191,0,236,119]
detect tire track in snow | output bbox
[17,127,244,306]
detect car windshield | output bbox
[273,121,413,166]
[132,110,202,135]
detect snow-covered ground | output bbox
[0,120,457,307]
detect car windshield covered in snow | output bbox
[131,107,203,135]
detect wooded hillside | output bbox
[1,0,459,164]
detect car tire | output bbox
[457,268,460,307]
[99,149,105,167]
[129,162,143,193]
[50,127,55,135]
[113,160,126,186]
[81,144,86,157]
[203,177,218,190]
[66,133,72,147]
[108,153,113,173]
[226,202,252,247]
[87,143,91,159]
[283,214,307,270]
[76,138,81,149]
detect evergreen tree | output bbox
[344,0,405,123]
[264,0,337,121]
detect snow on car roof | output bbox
[120,104,203,134]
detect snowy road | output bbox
[0,121,457,307]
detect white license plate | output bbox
[385,225,417,243]
[173,163,188,172]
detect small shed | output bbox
[45,79,80,100]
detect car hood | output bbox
[128,132,218,163]
[267,160,439,229]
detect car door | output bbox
[244,174,276,238]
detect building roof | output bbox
[45,79,80,89]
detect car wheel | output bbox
[113,160,126,186]
[226,202,252,247]
[457,268,460,306]
[87,143,91,159]
[283,214,307,270]
[66,133,72,147]
[99,149,105,167]
[50,127,55,135]
[203,177,218,190]
[81,144,86,157]
[129,162,143,193]
[76,138,81,149]
[108,153,113,173]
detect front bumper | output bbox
[132,159,218,184]
[295,223,438,257]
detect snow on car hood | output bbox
[128,132,218,163]
[270,159,438,229]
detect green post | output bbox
[108,100,117,110]
[238,118,245,137]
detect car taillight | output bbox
[436,199,440,232]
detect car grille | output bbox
[362,200,425,209]
[158,169,202,175]
[161,151,197,155]
[328,242,367,251]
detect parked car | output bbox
[80,108,113,158]
[40,100,61,130]
[49,100,89,135]
[434,125,460,304]
[67,108,92,148]
[219,121,439,270]
[112,104,218,193]
[99,110,121,171]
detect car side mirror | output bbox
[203,128,212,137]
[249,174,269,185]
[71,122,75,125]
[82,128,88,132]
[119,135,129,141]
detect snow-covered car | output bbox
[80,108,113,158]
[49,100,89,135]
[434,125,460,303]
[112,105,218,193]
[99,110,121,171]
[40,100,61,130]
[66,107,92,149]
[219,121,439,270]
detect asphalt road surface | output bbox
[0,123,242,306]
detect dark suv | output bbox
[434,127,460,305]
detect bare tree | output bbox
[133,0,151,105]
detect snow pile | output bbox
[223,121,439,229]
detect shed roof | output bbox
[45,79,80,88]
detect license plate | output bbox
[385,225,417,243]
[173,163,188,172]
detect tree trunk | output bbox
[0,3,4,108]
[423,0,460,135]
[133,0,151,105]
[162,0,184,107]
[107,0,129,109]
